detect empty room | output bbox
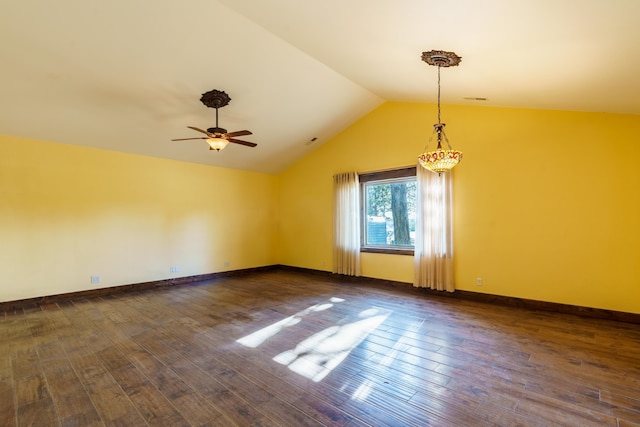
[2,1,640,426]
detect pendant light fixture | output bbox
[418,50,463,174]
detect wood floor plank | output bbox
[40,357,96,418]
[16,398,59,427]
[0,383,17,427]
[14,372,49,406]
[68,353,145,425]
[109,363,191,426]
[290,392,355,426]
[257,398,327,426]
[160,353,263,426]
[2,269,640,426]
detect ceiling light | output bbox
[418,50,463,174]
[206,137,229,151]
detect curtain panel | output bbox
[333,172,361,276]
[414,166,455,291]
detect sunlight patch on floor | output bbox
[236,297,344,348]
[351,379,375,401]
[377,332,412,367]
[273,307,391,382]
[237,297,390,383]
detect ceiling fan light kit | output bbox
[171,89,257,151]
[206,138,229,151]
[417,50,463,174]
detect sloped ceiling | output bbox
[2,0,639,174]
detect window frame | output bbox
[359,166,416,256]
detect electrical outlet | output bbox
[170,266,180,273]
[91,275,100,284]
[476,277,483,286]
[223,261,230,268]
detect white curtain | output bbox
[414,166,455,291]
[333,172,361,276]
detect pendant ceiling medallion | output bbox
[421,50,462,68]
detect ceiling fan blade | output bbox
[228,138,257,147]
[187,126,214,136]
[226,130,252,138]
[171,137,208,141]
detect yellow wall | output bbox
[4,102,640,315]
[0,135,278,302]
[278,102,640,314]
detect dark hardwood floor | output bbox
[1,269,640,426]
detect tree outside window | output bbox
[360,167,416,255]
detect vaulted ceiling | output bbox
[2,1,639,174]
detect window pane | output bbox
[364,178,416,247]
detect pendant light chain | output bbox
[437,65,441,124]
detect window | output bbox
[360,167,416,255]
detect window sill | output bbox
[361,247,414,256]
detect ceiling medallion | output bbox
[421,50,462,68]
[200,89,232,109]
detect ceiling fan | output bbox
[172,89,257,151]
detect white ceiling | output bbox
[2,0,639,174]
